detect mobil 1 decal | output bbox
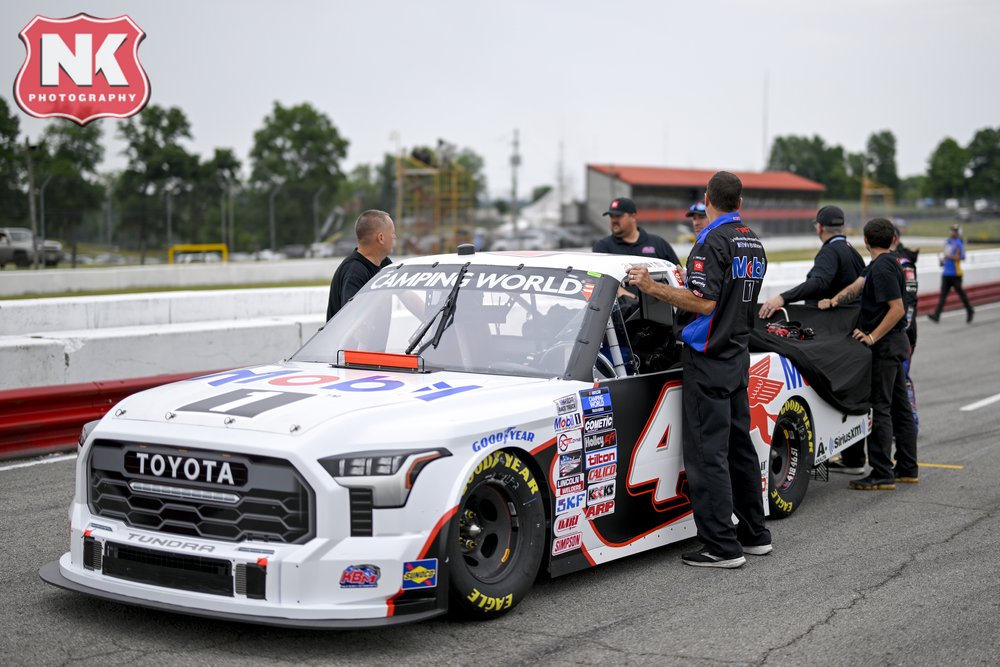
[546,371,692,577]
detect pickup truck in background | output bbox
[0,227,64,268]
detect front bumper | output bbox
[39,558,444,629]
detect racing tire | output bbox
[768,397,815,518]
[448,450,546,619]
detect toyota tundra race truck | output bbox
[41,249,871,627]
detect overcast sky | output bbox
[4,0,998,200]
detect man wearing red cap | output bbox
[593,197,680,265]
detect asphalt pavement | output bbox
[3,304,999,666]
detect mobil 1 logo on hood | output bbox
[15,14,150,124]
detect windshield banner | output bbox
[369,268,595,300]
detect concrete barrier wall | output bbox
[2,251,999,392]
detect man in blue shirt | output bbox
[929,224,974,323]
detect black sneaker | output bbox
[741,543,773,556]
[928,313,940,323]
[681,550,746,568]
[827,460,865,475]
[849,475,896,491]
[894,473,919,484]
[967,310,974,323]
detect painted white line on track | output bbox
[0,453,77,472]
[961,392,1000,412]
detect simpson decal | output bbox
[552,532,582,555]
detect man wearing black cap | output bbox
[758,205,866,317]
[593,197,681,265]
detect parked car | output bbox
[0,227,63,268]
[42,250,870,628]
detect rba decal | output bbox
[551,532,582,556]
[15,14,150,124]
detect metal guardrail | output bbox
[0,370,221,461]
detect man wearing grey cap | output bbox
[758,205,866,317]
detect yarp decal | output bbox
[15,14,150,125]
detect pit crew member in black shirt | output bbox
[819,218,918,490]
[326,210,395,321]
[593,197,681,265]
[758,205,865,318]
[628,171,771,568]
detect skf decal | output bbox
[585,446,617,469]
[340,564,380,588]
[556,490,587,515]
[557,430,582,453]
[553,512,581,537]
[401,559,437,589]
[748,357,784,445]
[552,532,582,556]
[554,413,583,433]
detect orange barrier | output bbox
[0,371,223,461]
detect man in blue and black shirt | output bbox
[627,171,771,569]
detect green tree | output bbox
[766,134,852,198]
[925,138,969,200]
[249,102,348,248]
[531,185,552,203]
[37,121,105,254]
[966,127,1000,199]
[865,130,900,194]
[0,97,26,226]
[117,105,199,257]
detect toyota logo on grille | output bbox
[124,450,248,486]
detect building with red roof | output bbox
[587,164,825,235]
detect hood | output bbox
[109,362,548,437]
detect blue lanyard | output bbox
[695,211,742,245]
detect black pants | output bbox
[934,275,973,315]
[681,347,770,557]
[842,331,918,478]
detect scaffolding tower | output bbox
[395,151,475,255]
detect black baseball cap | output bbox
[815,205,845,226]
[603,197,637,216]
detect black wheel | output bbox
[768,398,815,518]
[448,450,546,618]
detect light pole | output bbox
[24,139,39,269]
[39,174,53,266]
[268,183,283,251]
[312,184,326,245]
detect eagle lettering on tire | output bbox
[449,450,546,618]
[768,398,815,518]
